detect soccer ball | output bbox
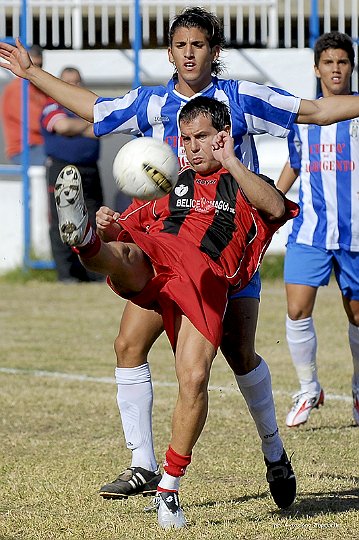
[113,137,179,201]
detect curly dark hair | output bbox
[168,7,225,76]
[314,31,355,67]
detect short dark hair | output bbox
[314,31,355,67]
[168,7,225,76]
[179,96,231,132]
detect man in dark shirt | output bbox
[41,67,103,282]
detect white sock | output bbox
[286,315,320,395]
[349,322,359,389]
[158,472,180,492]
[115,364,157,472]
[235,358,283,462]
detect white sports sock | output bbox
[115,364,157,472]
[158,472,180,492]
[286,315,320,395]
[235,358,283,462]
[349,322,359,389]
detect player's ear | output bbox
[224,124,231,134]
[313,63,321,80]
[211,45,220,61]
[168,47,174,65]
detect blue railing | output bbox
[0,0,55,270]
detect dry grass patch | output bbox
[0,280,358,539]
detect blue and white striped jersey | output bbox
[94,76,300,173]
[287,104,359,251]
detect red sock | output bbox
[156,486,178,493]
[72,224,101,258]
[163,445,192,477]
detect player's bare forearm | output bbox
[227,159,285,219]
[212,131,285,219]
[297,95,359,125]
[26,67,96,122]
[277,162,299,194]
[0,38,97,122]
[54,117,91,137]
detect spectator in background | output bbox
[0,44,46,165]
[41,66,104,283]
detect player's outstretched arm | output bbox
[0,38,97,122]
[297,94,359,126]
[212,131,285,220]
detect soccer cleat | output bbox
[55,165,88,246]
[352,387,359,426]
[286,388,324,427]
[265,450,296,509]
[154,491,187,530]
[99,467,161,499]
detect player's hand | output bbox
[211,131,236,168]
[0,38,34,79]
[96,206,121,241]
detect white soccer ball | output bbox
[113,137,179,201]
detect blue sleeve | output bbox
[94,87,146,137]
[287,125,302,170]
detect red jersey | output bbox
[0,78,47,159]
[118,167,298,290]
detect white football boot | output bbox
[54,165,88,246]
[155,491,187,530]
[286,388,324,427]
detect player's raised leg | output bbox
[54,164,153,292]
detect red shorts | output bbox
[108,230,228,350]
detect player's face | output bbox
[314,48,353,97]
[168,26,220,96]
[180,114,221,175]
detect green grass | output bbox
[1,279,358,539]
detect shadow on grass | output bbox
[271,485,359,518]
[188,490,268,509]
[186,483,358,521]
[307,422,359,432]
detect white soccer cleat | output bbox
[286,388,324,427]
[55,165,88,246]
[352,387,359,426]
[155,491,187,530]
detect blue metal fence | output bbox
[0,0,55,270]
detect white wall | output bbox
[0,167,52,272]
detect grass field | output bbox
[1,277,358,539]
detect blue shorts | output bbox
[229,270,261,300]
[284,243,359,300]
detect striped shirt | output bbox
[287,105,359,251]
[94,77,300,173]
[118,166,298,289]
